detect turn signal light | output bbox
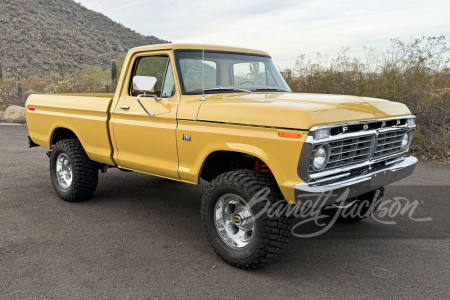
[278,131,301,138]
[28,107,35,111]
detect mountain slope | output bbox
[0,0,168,78]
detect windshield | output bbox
[174,50,291,94]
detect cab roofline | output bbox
[129,43,270,57]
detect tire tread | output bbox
[50,138,98,202]
[201,169,291,270]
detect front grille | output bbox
[373,129,408,159]
[329,119,407,136]
[309,135,375,172]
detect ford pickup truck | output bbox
[26,43,417,269]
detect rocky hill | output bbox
[0,0,168,78]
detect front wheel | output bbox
[201,170,291,269]
[50,138,99,202]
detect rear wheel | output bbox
[201,170,291,269]
[50,138,98,202]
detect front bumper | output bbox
[294,156,418,206]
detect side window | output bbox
[131,56,169,96]
[161,60,176,98]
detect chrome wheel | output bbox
[56,153,73,190]
[214,193,255,248]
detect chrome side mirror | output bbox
[133,76,157,93]
[133,76,160,117]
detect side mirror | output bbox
[133,76,160,117]
[133,76,157,94]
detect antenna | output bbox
[200,46,206,101]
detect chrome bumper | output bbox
[294,156,418,205]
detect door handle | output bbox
[118,106,130,110]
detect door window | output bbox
[131,56,169,96]
[161,60,176,98]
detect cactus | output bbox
[56,60,66,80]
[249,62,260,75]
[16,79,23,105]
[111,59,117,83]
[0,62,3,79]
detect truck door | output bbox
[111,51,180,179]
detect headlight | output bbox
[313,144,330,170]
[401,130,413,149]
[315,129,330,140]
[401,133,409,148]
[407,118,415,126]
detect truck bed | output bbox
[26,94,115,165]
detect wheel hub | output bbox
[56,153,73,190]
[214,194,255,248]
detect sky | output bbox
[76,0,450,69]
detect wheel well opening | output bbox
[200,151,273,182]
[51,128,77,145]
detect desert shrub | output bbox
[27,75,41,81]
[288,36,450,162]
[0,78,18,106]
[19,59,29,68]
[44,79,77,94]
[4,4,17,11]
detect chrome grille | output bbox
[309,135,375,172]
[373,129,408,159]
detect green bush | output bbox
[20,59,28,68]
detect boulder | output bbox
[3,105,26,123]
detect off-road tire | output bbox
[322,188,384,223]
[50,138,98,202]
[201,169,291,269]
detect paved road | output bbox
[1,125,449,299]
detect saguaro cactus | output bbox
[111,59,117,83]
[56,60,66,80]
[16,79,23,105]
[0,62,3,79]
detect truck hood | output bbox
[196,93,411,129]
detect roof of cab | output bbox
[128,43,270,57]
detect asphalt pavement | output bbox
[1,125,449,299]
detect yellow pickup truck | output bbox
[26,43,417,269]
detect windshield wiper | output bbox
[255,87,292,93]
[204,87,252,94]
